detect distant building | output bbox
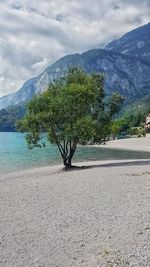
[144,114,150,129]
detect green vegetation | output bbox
[0,105,26,132]
[18,68,123,169]
[128,127,146,137]
[120,93,150,125]
[111,118,128,139]
[110,93,150,138]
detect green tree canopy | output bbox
[18,68,123,169]
[111,118,129,139]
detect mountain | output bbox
[119,92,150,117]
[0,23,150,110]
[105,23,150,64]
[0,93,15,110]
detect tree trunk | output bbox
[56,140,77,170]
[63,157,72,170]
[63,141,77,170]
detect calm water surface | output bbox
[0,132,150,174]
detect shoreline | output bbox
[1,133,150,175]
[1,155,150,176]
[92,134,150,152]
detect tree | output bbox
[18,68,123,169]
[111,118,128,139]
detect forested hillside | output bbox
[0,105,26,131]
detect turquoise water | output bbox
[0,132,150,174]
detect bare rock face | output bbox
[0,23,150,109]
[0,93,15,109]
[105,22,150,64]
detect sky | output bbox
[0,0,150,97]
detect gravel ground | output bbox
[99,135,150,152]
[0,160,150,267]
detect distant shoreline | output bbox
[0,132,150,175]
[91,134,150,152]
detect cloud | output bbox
[0,0,149,97]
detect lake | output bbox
[0,132,150,174]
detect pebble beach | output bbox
[0,137,150,267]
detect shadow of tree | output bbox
[64,160,150,171]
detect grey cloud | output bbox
[11,2,23,10]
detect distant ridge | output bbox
[105,22,150,63]
[0,23,150,110]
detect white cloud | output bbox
[0,0,149,97]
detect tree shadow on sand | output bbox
[63,160,150,171]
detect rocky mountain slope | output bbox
[0,23,150,110]
[105,23,150,64]
[0,93,15,110]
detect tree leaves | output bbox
[17,67,123,167]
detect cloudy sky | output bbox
[0,0,149,97]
